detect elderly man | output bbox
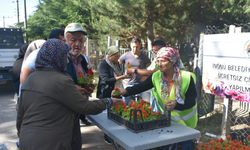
[64,23,94,150]
[119,38,151,105]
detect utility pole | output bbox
[23,0,27,43]
[3,16,5,27]
[16,0,19,23]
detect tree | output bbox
[23,0,93,41]
[14,0,250,53]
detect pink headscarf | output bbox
[157,47,185,104]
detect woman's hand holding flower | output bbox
[111,87,127,97]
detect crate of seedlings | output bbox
[108,99,171,133]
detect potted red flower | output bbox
[77,67,95,90]
[112,86,122,98]
[126,62,131,70]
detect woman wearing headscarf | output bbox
[20,40,46,84]
[96,46,132,144]
[12,43,29,95]
[16,39,122,150]
[97,46,131,98]
[21,39,46,69]
[115,47,197,150]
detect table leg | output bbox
[167,144,174,150]
[113,141,121,150]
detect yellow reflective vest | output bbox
[151,70,198,128]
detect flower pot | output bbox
[112,95,122,99]
[81,84,95,91]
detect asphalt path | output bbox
[0,81,18,143]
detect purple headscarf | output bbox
[35,39,71,72]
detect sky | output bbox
[0,0,39,27]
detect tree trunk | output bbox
[147,5,154,51]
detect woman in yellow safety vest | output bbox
[115,47,197,150]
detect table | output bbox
[88,110,200,150]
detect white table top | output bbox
[88,110,200,150]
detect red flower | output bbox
[224,143,228,147]
[87,67,94,75]
[126,62,131,70]
[201,143,206,148]
[77,67,95,85]
[127,62,130,67]
[115,105,120,110]
[235,142,241,148]
[111,97,163,122]
[113,86,121,96]
[209,140,214,145]
[121,101,126,107]
[230,141,234,146]
[78,71,83,77]
[226,135,231,140]
[220,138,224,143]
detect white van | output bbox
[0,28,24,81]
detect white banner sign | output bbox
[203,33,250,102]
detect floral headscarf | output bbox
[35,39,71,73]
[157,47,185,104]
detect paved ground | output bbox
[0,81,119,150]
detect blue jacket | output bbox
[67,55,88,84]
[66,54,89,150]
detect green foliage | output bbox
[18,0,94,41]
[11,0,250,49]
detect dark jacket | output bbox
[66,55,88,84]
[12,44,29,94]
[96,59,117,98]
[17,68,107,150]
[66,55,88,150]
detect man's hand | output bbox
[111,97,123,106]
[127,68,135,74]
[165,100,177,111]
[76,85,93,96]
[127,67,136,77]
